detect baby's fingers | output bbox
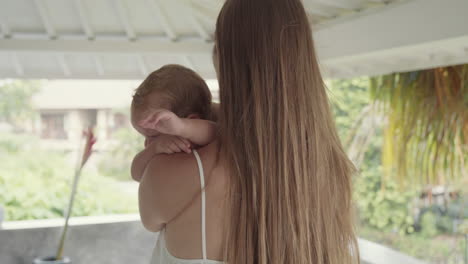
[178,137,191,147]
[169,142,183,153]
[173,138,191,153]
[162,147,174,154]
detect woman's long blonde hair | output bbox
[215,0,359,263]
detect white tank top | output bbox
[150,150,224,264]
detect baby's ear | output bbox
[187,113,200,119]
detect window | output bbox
[40,112,67,139]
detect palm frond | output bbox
[370,64,468,186]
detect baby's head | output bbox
[131,64,212,137]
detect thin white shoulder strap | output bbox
[193,150,207,261]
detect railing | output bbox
[358,238,427,264]
[0,214,155,264]
[1,215,427,264]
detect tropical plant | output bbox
[0,132,138,221]
[0,80,39,126]
[369,64,468,186]
[328,78,382,168]
[328,78,370,141]
[354,164,416,234]
[56,128,96,260]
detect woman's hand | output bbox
[148,134,191,154]
[140,109,186,137]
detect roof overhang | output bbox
[0,0,467,80]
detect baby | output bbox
[130,64,217,182]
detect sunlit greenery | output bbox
[98,126,143,181]
[0,132,138,221]
[0,80,39,126]
[370,65,468,186]
[328,75,467,263]
[0,81,138,221]
[1,78,466,262]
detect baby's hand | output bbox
[139,109,185,136]
[148,134,191,154]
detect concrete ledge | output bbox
[358,238,427,264]
[1,215,428,264]
[2,214,141,230]
[0,214,155,264]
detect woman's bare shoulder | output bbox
[138,140,225,232]
[197,141,229,190]
[139,151,199,232]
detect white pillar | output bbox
[66,110,82,142]
[33,112,41,135]
[96,109,108,140]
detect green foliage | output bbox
[0,80,40,124]
[98,127,143,181]
[370,65,468,185]
[0,131,38,153]
[354,165,416,234]
[420,212,439,238]
[0,132,138,221]
[459,219,468,234]
[359,225,465,263]
[329,78,417,234]
[330,76,466,262]
[328,78,370,141]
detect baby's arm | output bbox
[131,135,191,182]
[139,109,217,147]
[179,119,217,147]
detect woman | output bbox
[139,0,359,263]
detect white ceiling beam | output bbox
[4,32,49,40]
[315,0,468,69]
[321,48,468,79]
[188,1,211,41]
[367,0,391,3]
[135,54,149,76]
[0,70,218,80]
[304,4,336,18]
[56,54,71,76]
[147,0,177,41]
[112,0,137,41]
[191,0,220,20]
[0,39,213,54]
[182,56,195,69]
[93,56,105,76]
[9,32,171,41]
[1,22,11,38]
[10,53,24,76]
[314,1,411,30]
[33,0,57,39]
[312,0,362,10]
[190,0,219,31]
[194,12,214,28]
[73,0,95,40]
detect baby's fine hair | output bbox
[132,64,212,119]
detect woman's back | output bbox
[149,142,227,263]
[142,0,359,262]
